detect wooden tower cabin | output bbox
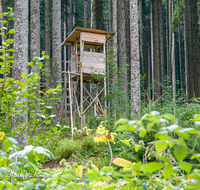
[60,27,114,135]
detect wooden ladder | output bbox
[60,70,73,127]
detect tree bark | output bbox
[118,0,128,108]
[140,0,148,91]
[112,0,117,120]
[52,0,61,87]
[84,0,88,28]
[45,0,51,87]
[31,0,40,81]
[130,0,140,119]
[152,0,161,98]
[95,0,103,30]
[13,0,29,145]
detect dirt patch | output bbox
[42,161,64,170]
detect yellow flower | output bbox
[0,132,5,141]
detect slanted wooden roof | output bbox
[62,27,114,49]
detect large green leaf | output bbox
[174,145,188,161]
[3,139,12,152]
[7,137,18,145]
[141,162,164,172]
[178,162,192,174]
[163,164,173,179]
[154,140,168,154]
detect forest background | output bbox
[1,0,199,125]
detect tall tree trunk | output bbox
[95,0,103,30]
[52,0,61,87]
[158,0,164,92]
[45,0,51,87]
[168,0,172,84]
[140,0,148,92]
[67,0,72,60]
[84,0,88,28]
[192,0,200,97]
[178,25,183,89]
[112,0,117,120]
[130,0,140,119]
[13,0,29,145]
[150,3,154,98]
[118,0,128,110]
[171,1,175,105]
[152,0,161,98]
[125,0,131,99]
[91,0,95,28]
[31,0,40,81]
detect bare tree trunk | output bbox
[150,3,154,98]
[84,0,88,28]
[184,16,189,102]
[178,25,183,89]
[67,0,72,60]
[112,0,117,120]
[158,0,164,92]
[140,0,148,92]
[52,0,61,87]
[152,0,161,98]
[118,0,128,111]
[13,0,29,145]
[193,0,200,97]
[95,0,103,30]
[91,0,95,29]
[130,0,140,119]
[31,0,40,82]
[171,1,175,105]
[45,0,51,87]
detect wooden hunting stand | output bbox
[60,27,114,136]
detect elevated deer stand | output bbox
[60,27,114,136]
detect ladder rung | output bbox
[63,88,69,90]
[63,110,71,113]
[61,118,70,121]
[63,103,70,106]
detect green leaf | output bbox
[37,62,43,69]
[163,164,173,179]
[115,118,129,127]
[22,72,27,79]
[157,156,170,164]
[167,125,179,132]
[41,51,45,56]
[141,162,163,172]
[33,147,55,159]
[7,137,18,145]
[154,140,168,154]
[45,55,49,59]
[156,134,173,141]
[193,114,200,121]
[3,139,12,152]
[151,111,160,116]
[139,127,146,138]
[0,167,8,176]
[163,114,176,123]
[174,145,188,161]
[175,130,189,139]
[133,161,142,172]
[0,32,5,37]
[182,128,199,134]
[8,28,15,34]
[178,162,192,174]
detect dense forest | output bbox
[0,0,200,189]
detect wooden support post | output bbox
[80,39,84,129]
[68,72,73,138]
[94,83,98,116]
[104,76,107,114]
